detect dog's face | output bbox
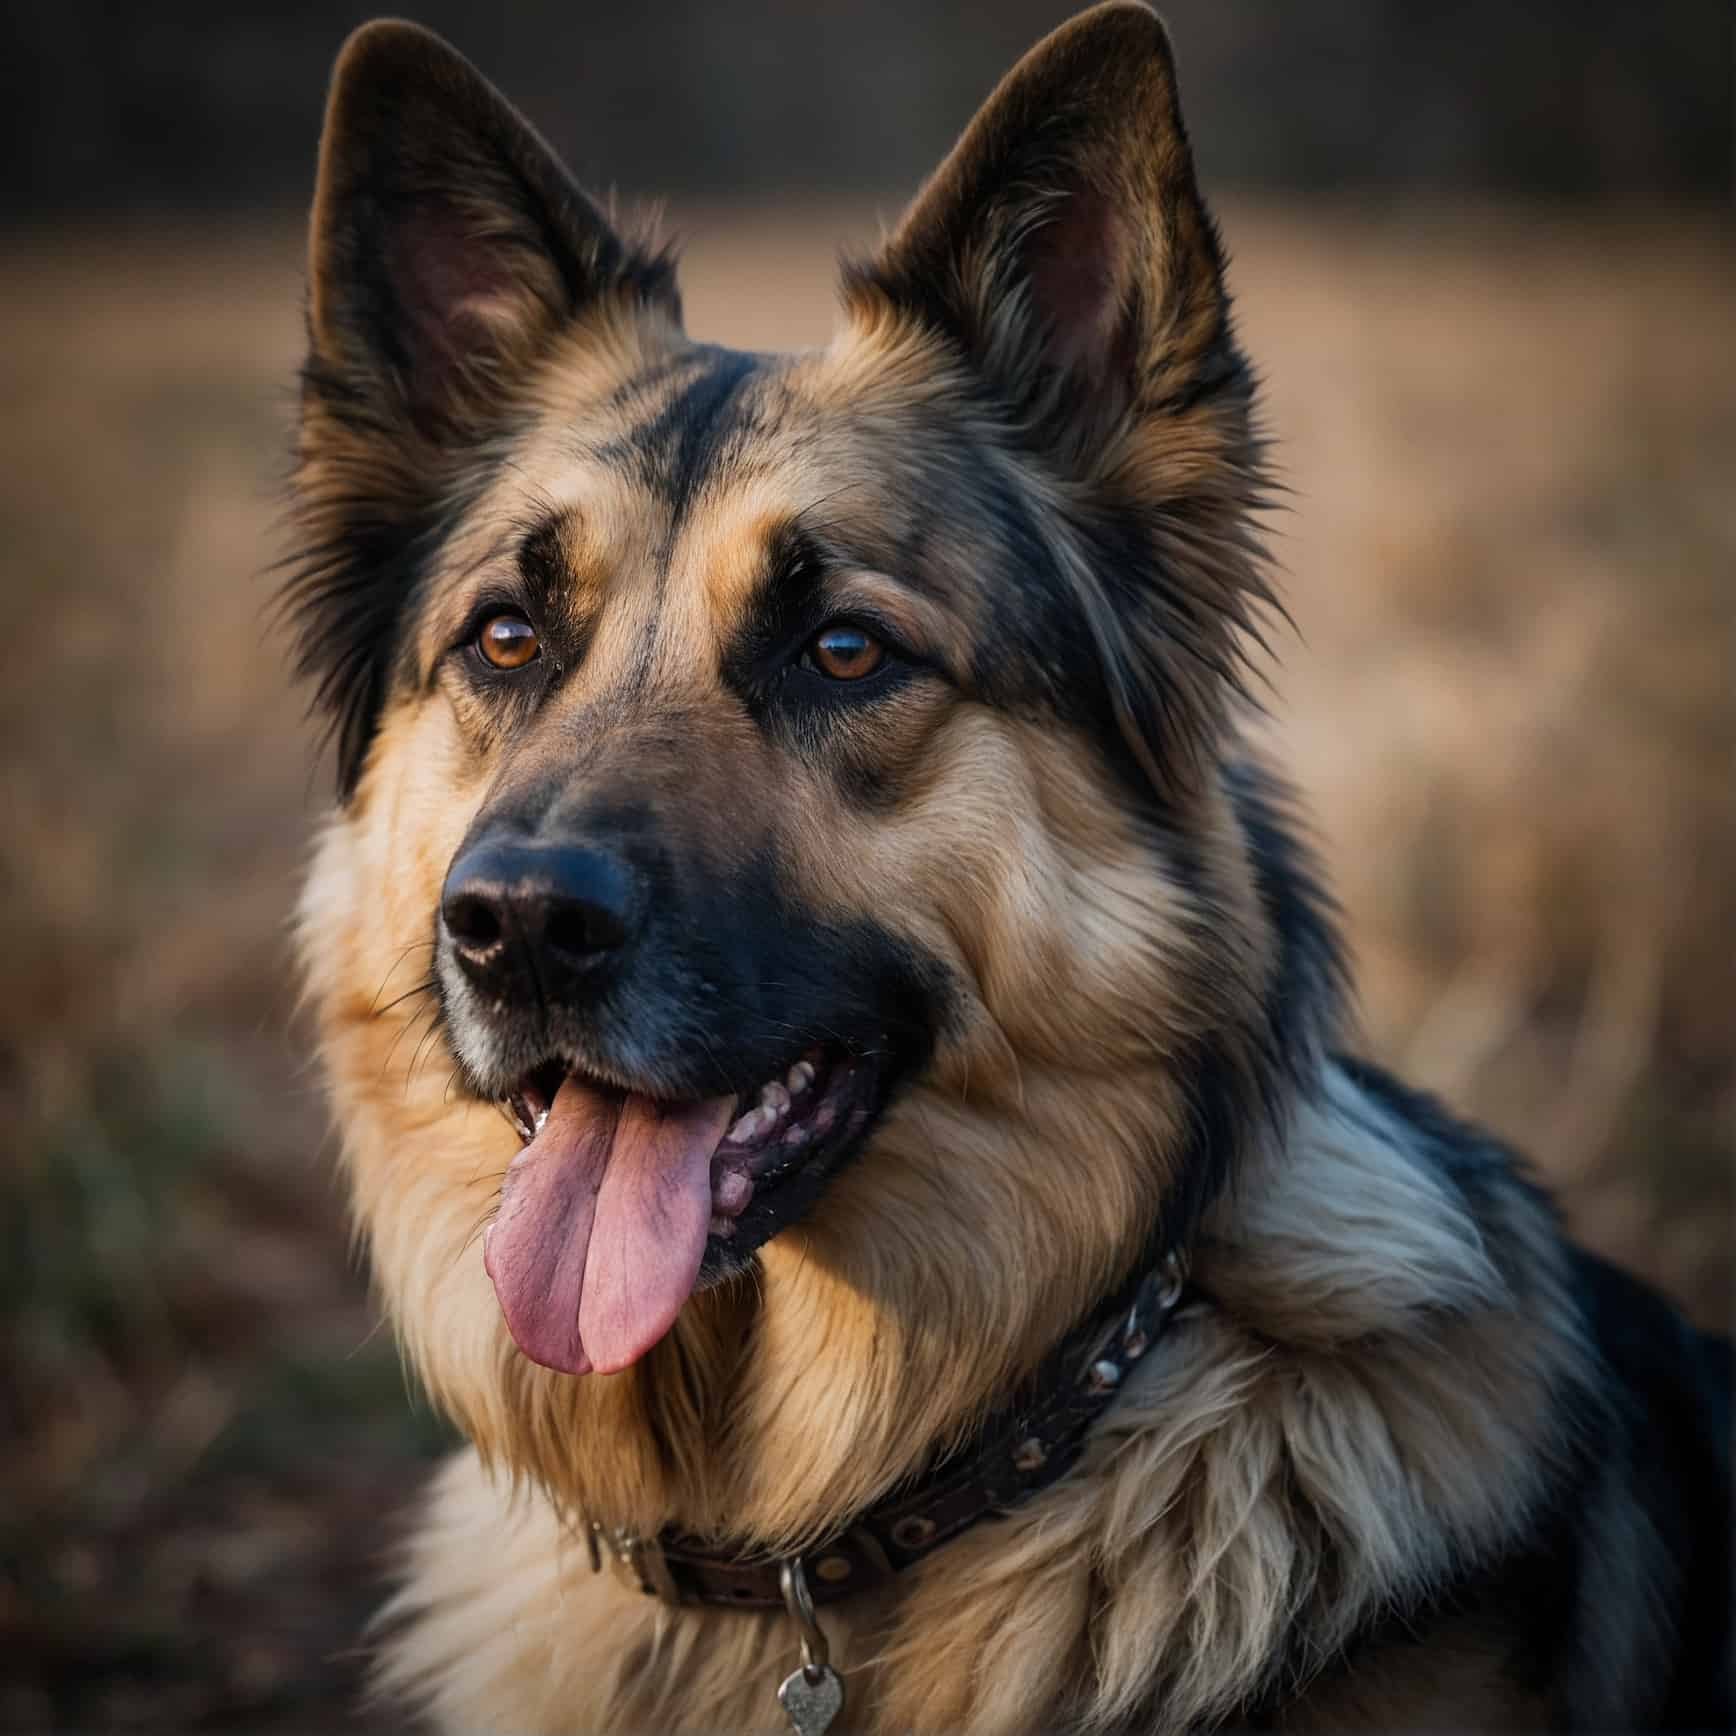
[292,4,1287,1411]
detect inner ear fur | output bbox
[306,18,678,437]
[849,0,1239,472]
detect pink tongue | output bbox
[483,1077,736,1376]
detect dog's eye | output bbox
[476,613,540,670]
[802,625,885,682]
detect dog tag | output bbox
[778,1663,843,1735]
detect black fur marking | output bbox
[589,347,761,535]
[496,507,602,682]
[693,858,956,1281]
[1225,761,1348,1082]
[516,512,571,587]
[1144,764,1347,1264]
[1150,1037,1247,1261]
[278,364,504,796]
[1576,1251,1733,1729]
[1486,1256,1733,1731]
[441,768,957,1110]
[600,353,693,416]
[716,524,829,694]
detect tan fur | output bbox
[299,660,1242,1541]
[349,1060,1588,1733]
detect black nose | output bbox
[441,840,639,1001]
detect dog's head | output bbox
[291,3,1331,1474]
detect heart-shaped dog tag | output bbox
[777,1662,844,1735]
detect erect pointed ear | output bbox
[307,18,677,437]
[848,1,1235,469]
[847,4,1268,799]
[288,22,679,800]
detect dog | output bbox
[285,5,1732,1729]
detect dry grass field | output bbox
[2,204,1731,1729]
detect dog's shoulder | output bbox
[1573,1246,1734,1728]
[1120,1054,1732,1734]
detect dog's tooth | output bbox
[759,1081,791,1116]
[782,1125,808,1149]
[731,1105,777,1145]
[785,1060,816,1096]
[714,1169,753,1214]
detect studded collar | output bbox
[588,1245,1195,1610]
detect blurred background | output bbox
[1,1,1730,1728]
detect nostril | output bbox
[441,839,638,985]
[544,897,628,958]
[444,891,504,950]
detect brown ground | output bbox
[1,204,1731,1731]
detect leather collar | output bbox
[589,1245,1195,1609]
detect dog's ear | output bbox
[291,23,678,798]
[307,18,677,437]
[849,4,1265,794]
[848,1,1234,472]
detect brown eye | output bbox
[477,613,539,670]
[804,624,885,682]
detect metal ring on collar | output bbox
[779,1557,830,1680]
[1155,1248,1189,1311]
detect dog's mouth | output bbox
[484,1043,883,1377]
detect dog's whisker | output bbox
[404,1017,449,1095]
[378,1000,439,1083]
[373,976,438,1020]
[365,939,437,1015]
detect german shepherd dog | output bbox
[286,6,1731,1729]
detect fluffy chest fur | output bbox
[360,1064,1592,1734]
